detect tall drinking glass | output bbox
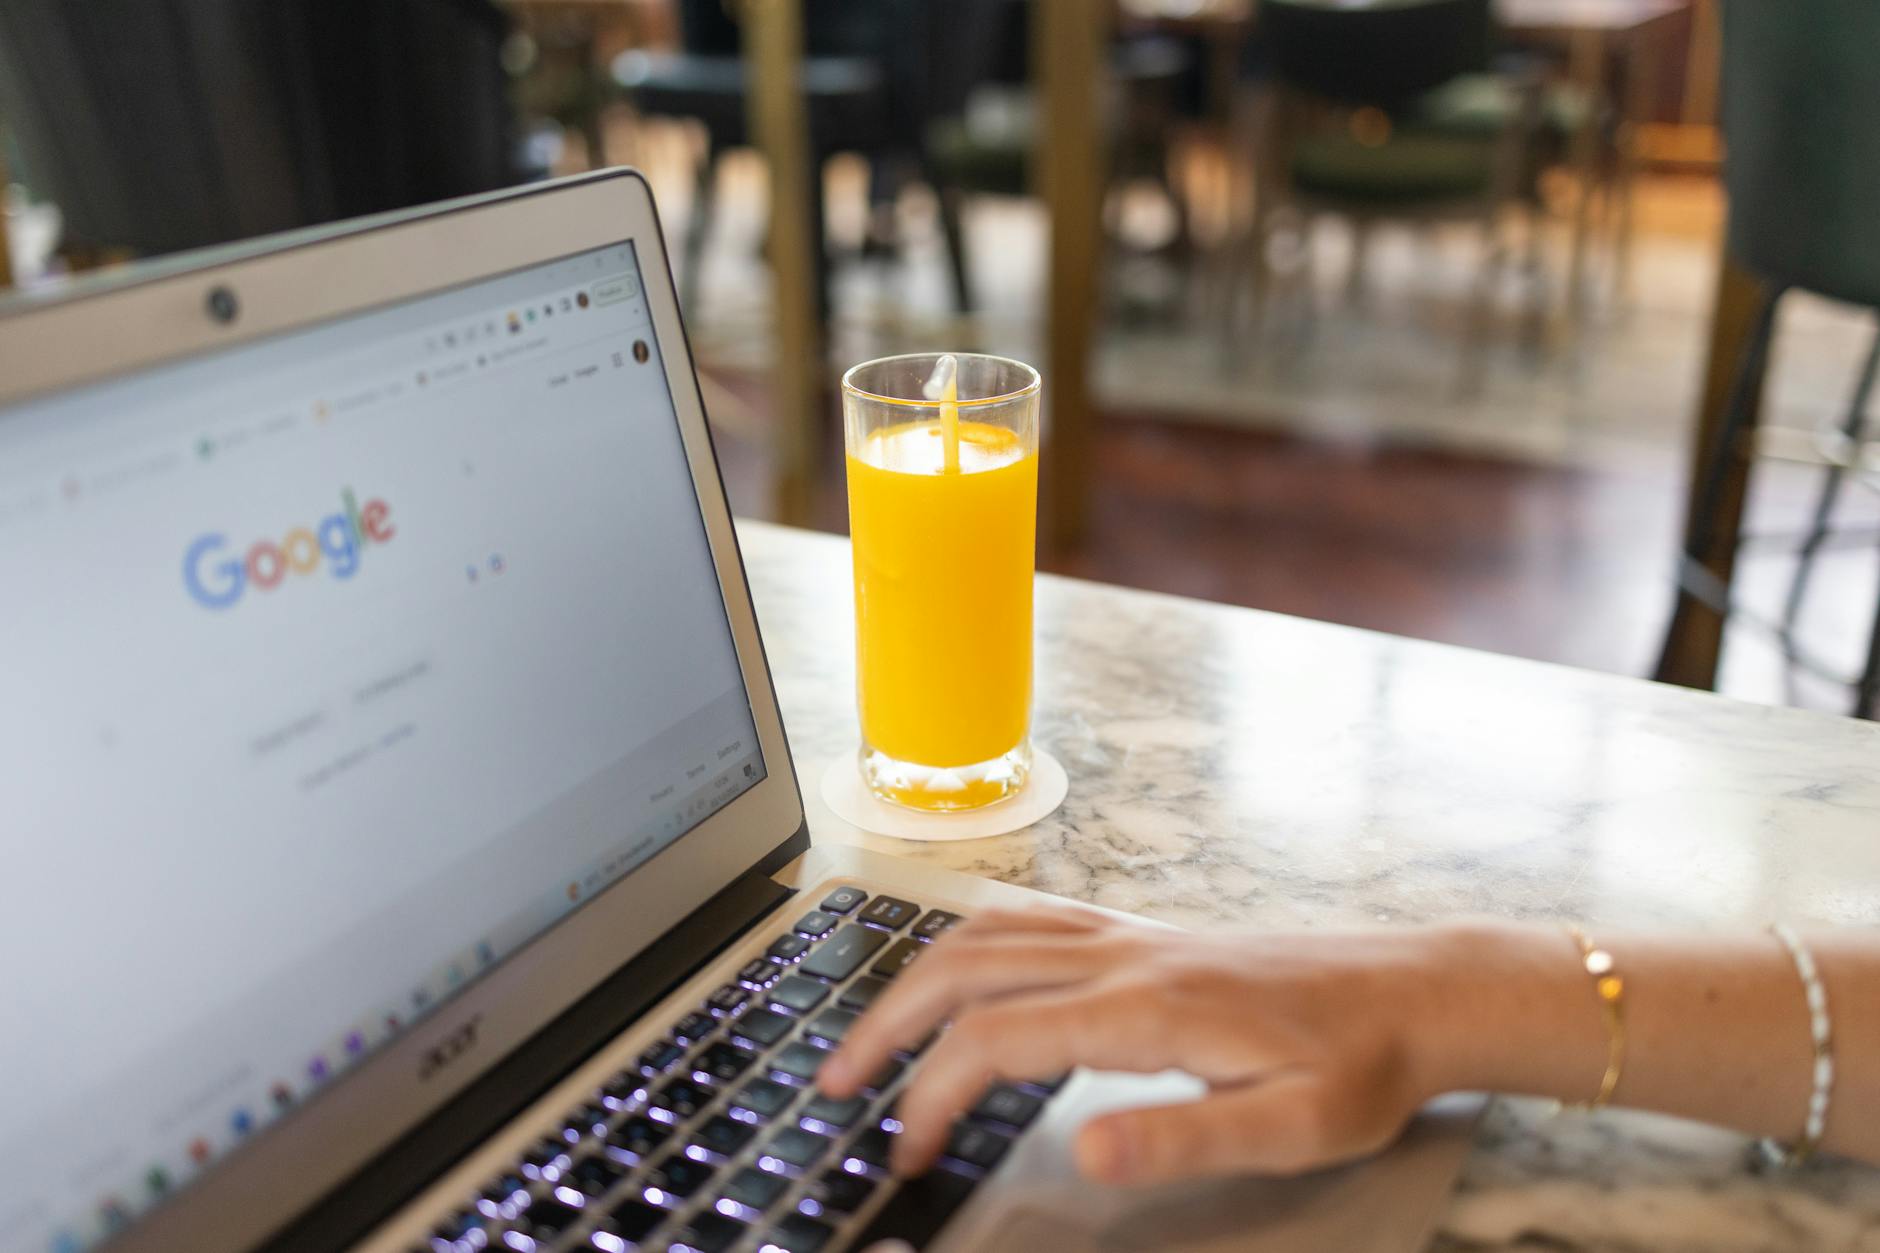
[842,353,1041,811]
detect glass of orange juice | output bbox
[842,353,1041,812]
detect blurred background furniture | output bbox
[922,0,1196,314]
[665,0,1111,544]
[1224,0,1549,385]
[612,0,901,317]
[1654,0,1880,717]
[506,0,672,171]
[0,0,520,264]
[19,0,1880,721]
[1498,0,1687,316]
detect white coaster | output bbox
[819,748,1069,842]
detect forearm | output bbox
[1415,923,1880,1164]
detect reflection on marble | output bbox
[735,520,1880,1250]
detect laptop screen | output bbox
[0,242,766,1252]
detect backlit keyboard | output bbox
[416,887,1062,1253]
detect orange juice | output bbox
[847,419,1037,807]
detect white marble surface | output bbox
[735,520,1880,1250]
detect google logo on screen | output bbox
[184,489,395,609]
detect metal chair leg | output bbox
[1783,317,1880,640]
[1653,282,1787,680]
[681,151,717,317]
[1856,571,1880,720]
[935,184,975,316]
[1684,287,1786,562]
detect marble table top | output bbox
[734,520,1880,1251]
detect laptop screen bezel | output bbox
[0,170,809,1253]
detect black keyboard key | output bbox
[765,1212,835,1252]
[803,1007,858,1046]
[739,958,780,986]
[771,1041,830,1084]
[1019,1072,1070,1094]
[606,1115,671,1160]
[972,1085,1045,1129]
[837,976,889,1011]
[799,926,889,982]
[944,1121,1012,1171]
[671,1210,745,1252]
[695,1114,757,1158]
[601,1071,646,1108]
[566,1102,612,1137]
[845,1126,893,1171]
[794,910,838,938]
[518,1194,584,1238]
[521,1139,572,1181]
[799,1092,868,1132]
[819,885,867,915]
[768,976,829,1014]
[605,1196,667,1241]
[477,1174,528,1217]
[707,984,749,1015]
[434,1209,485,1243]
[567,1151,626,1196]
[765,1127,832,1169]
[722,1164,790,1211]
[768,934,811,962]
[859,896,920,930]
[695,1040,757,1082]
[862,1057,904,1095]
[638,1040,684,1075]
[913,909,963,941]
[870,938,924,980]
[814,1167,876,1213]
[731,1078,797,1120]
[674,1011,716,1043]
[851,1167,978,1250]
[730,1008,794,1048]
[645,1152,715,1200]
[650,1077,713,1119]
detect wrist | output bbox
[1399,921,1601,1104]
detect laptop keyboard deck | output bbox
[417,886,1061,1253]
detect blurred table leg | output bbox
[1613,16,1675,308]
[1655,253,1772,689]
[1564,27,1608,322]
[1035,0,1108,551]
[0,141,12,289]
[744,0,824,525]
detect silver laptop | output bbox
[0,170,1474,1253]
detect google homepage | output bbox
[0,243,764,1253]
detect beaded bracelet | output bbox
[1758,923,1835,1168]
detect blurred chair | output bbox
[1654,0,1880,718]
[1221,0,1547,387]
[0,0,519,262]
[612,0,901,316]
[921,0,1197,312]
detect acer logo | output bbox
[419,1014,484,1081]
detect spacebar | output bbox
[851,1167,977,1250]
[800,924,889,981]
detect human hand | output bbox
[816,903,1468,1187]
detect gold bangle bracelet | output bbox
[1565,925,1626,1109]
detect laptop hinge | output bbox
[260,828,806,1253]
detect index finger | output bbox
[817,931,1126,1097]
